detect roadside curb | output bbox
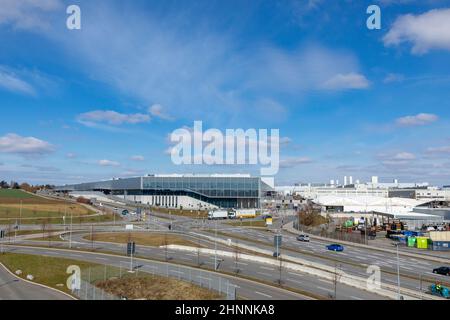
[0,261,77,300]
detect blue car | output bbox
[326,244,344,252]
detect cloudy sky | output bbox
[1,0,450,185]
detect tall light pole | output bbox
[394,242,401,300]
[214,219,217,270]
[69,210,73,249]
[19,200,22,230]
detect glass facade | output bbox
[142,176,260,198]
[56,175,272,208]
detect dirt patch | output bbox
[96,276,222,300]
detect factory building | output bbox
[55,174,273,210]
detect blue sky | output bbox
[1,0,450,185]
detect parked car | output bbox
[433,267,450,276]
[326,244,344,252]
[296,234,310,242]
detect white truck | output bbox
[207,210,229,220]
[228,209,257,219]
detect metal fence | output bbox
[72,262,236,300]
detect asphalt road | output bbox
[9,232,389,300]
[3,200,449,300]
[3,245,310,300]
[0,264,71,300]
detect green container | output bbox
[344,220,353,228]
[407,237,416,247]
[416,237,428,249]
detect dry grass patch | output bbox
[96,276,222,300]
[85,232,202,247]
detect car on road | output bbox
[326,244,344,252]
[296,234,310,242]
[433,267,450,276]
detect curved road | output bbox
[0,264,71,300]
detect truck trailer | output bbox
[228,209,257,219]
[207,210,229,220]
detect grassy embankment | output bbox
[0,252,221,299]
[0,189,116,224]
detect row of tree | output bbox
[0,180,54,192]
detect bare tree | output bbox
[331,263,342,300]
[197,237,202,267]
[41,219,47,241]
[164,232,169,261]
[46,218,52,247]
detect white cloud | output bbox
[0,133,54,156]
[322,73,370,90]
[148,104,173,121]
[0,0,62,31]
[396,113,438,126]
[66,153,77,159]
[98,159,120,167]
[383,73,405,84]
[393,152,416,160]
[0,67,35,95]
[77,110,150,126]
[280,157,312,168]
[378,151,416,166]
[130,155,145,161]
[43,4,367,122]
[426,146,450,154]
[383,8,450,54]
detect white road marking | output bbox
[316,286,330,292]
[259,266,275,271]
[287,278,303,285]
[254,291,272,298]
[350,296,363,300]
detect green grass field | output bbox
[0,252,100,295]
[0,252,222,299]
[0,189,116,224]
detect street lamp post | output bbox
[69,210,73,249]
[394,242,401,300]
[214,219,217,270]
[19,200,22,230]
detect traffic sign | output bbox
[127,241,136,256]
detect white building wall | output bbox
[123,195,218,210]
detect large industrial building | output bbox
[55,174,273,210]
[275,176,450,225]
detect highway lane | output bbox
[2,245,310,300]
[8,234,389,300]
[5,215,448,299]
[0,264,71,300]
[4,201,448,299]
[200,226,450,296]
